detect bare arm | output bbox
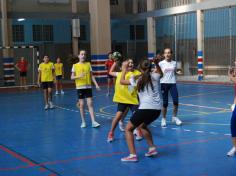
[37,70,41,85]
[71,71,84,80]
[91,74,100,88]
[120,61,131,85]
[62,65,65,78]
[109,62,118,77]
[15,63,20,71]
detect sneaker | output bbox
[92,121,100,128]
[145,147,158,157]
[55,91,59,95]
[227,147,236,157]
[119,121,125,132]
[161,118,167,127]
[44,104,49,110]
[49,102,54,109]
[121,154,138,162]
[172,117,182,126]
[61,90,64,94]
[134,128,143,141]
[81,122,86,128]
[107,132,114,142]
[231,104,235,111]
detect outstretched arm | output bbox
[120,61,131,85]
[109,62,118,77]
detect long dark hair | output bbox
[137,60,153,92]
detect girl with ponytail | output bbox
[120,59,163,162]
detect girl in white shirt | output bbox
[158,48,182,127]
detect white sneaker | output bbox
[61,90,64,94]
[119,121,125,132]
[49,101,54,109]
[92,121,100,128]
[133,128,143,141]
[231,104,235,111]
[227,147,236,157]
[81,122,86,128]
[55,91,59,95]
[161,118,167,127]
[44,104,49,110]
[172,117,182,126]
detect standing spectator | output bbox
[105,52,115,96]
[15,57,29,89]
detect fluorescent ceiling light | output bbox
[17,18,25,22]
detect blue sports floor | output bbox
[0,83,236,176]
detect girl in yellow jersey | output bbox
[37,56,55,110]
[54,57,64,95]
[71,50,100,128]
[107,58,142,142]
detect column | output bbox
[196,0,204,81]
[147,0,156,60]
[72,0,79,56]
[89,0,111,81]
[1,0,14,86]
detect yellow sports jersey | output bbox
[39,62,54,82]
[72,62,92,89]
[54,63,63,76]
[113,69,141,105]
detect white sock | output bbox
[129,154,137,157]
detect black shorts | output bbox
[20,72,27,77]
[56,75,62,80]
[117,103,138,114]
[130,109,161,127]
[77,88,93,99]
[41,82,54,89]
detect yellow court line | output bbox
[99,104,116,115]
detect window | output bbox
[130,25,145,40]
[12,25,24,42]
[79,25,86,40]
[33,25,53,41]
[110,0,118,5]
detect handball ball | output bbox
[112,51,122,61]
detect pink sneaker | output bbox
[145,147,158,157]
[121,154,138,162]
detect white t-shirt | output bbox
[159,60,177,84]
[130,72,162,110]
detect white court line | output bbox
[179,103,229,111]
[224,134,231,136]
[183,129,191,132]
[210,132,218,135]
[196,131,204,133]
[171,128,179,130]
